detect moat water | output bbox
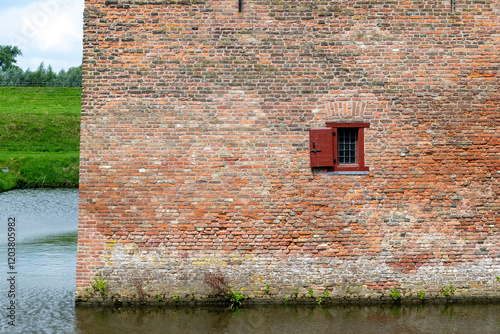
[1,189,499,334]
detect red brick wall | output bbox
[77,0,499,303]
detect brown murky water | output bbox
[75,303,500,334]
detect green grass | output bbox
[0,87,81,191]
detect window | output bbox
[309,122,369,173]
[338,128,357,164]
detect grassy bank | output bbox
[0,87,81,191]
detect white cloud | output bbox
[0,0,83,70]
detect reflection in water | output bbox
[0,188,79,334]
[75,303,500,334]
[0,231,79,334]
[1,189,500,334]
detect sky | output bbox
[0,0,84,72]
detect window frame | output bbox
[326,122,369,172]
[309,122,369,172]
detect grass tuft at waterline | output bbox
[0,87,81,191]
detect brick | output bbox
[77,0,500,304]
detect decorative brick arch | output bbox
[325,101,366,118]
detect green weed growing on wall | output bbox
[441,283,455,297]
[91,272,109,299]
[390,288,401,302]
[418,290,425,301]
[229,290,243,309]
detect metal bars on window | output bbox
[338,128,357,164]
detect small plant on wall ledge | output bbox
[229,290,243,310]
[134,278,146,304]
[91,272,109,299]
[323,285,330,299]
[389,288,401,302]
[418,290,425,302]
[203,271,243,309]
[441,283,455,297]
[204,271,229,296]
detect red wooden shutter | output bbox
[309,128,334,167]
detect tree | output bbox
[50,65,82,87]
[65,65,82,87]
[30,62,47,86]
[0,60,82,87]
[0,66,25,86]
[46,65,57,84]
[0,46,22,71]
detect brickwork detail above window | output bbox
[325,101,366,118]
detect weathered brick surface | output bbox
[77,0,500,303]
